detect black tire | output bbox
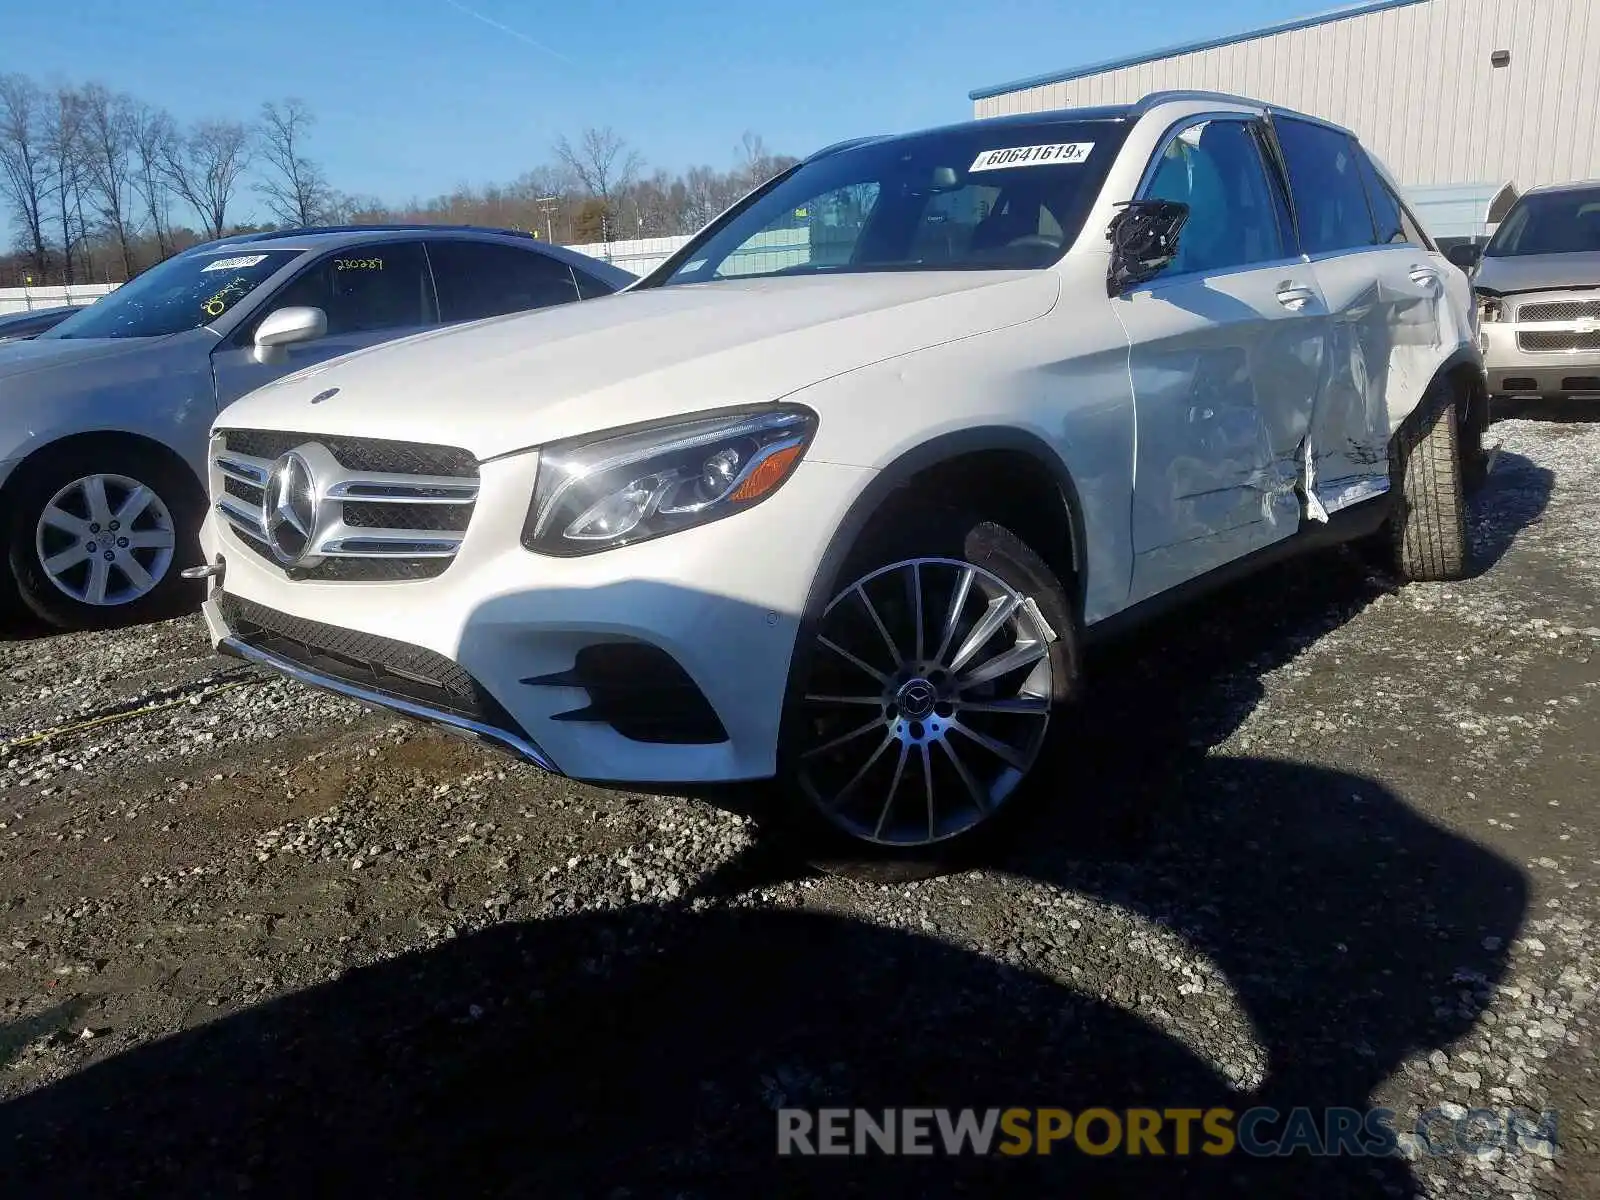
[1459,385,1492,494]
[1389,383,1472,582]
[770,509,1081,880]
[4,441,204,631]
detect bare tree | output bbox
[163,119,253,238]
[79,84,138,277]
[41,86,87,283]
[0,74,50,276]
[554,127,641,242]
[256,98,331,226]
[130,102,177,257]
[735,130,798,191]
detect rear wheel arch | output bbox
[1422,347,1491,487]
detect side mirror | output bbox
[1107,200,1190,295]
[1446,243,1483,271]
[252,305,326,365]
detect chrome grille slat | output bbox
[1518,330,1600,354]
[211,430,480,582]
[325,475,479,503]
[317,532,463,558]
[216,498,268,542]
[217,454,272,487]
[1516,299,1600,323]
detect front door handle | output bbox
[1409,266,1442,287]
[1277,285,1317,311]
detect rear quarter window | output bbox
[1273,119,1378,255]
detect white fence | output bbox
[564,234,693,277]
[0,283,119,316]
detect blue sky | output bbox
[7,0,1342,225]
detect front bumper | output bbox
[1481,311,1600,400]
[218,630,560,770]
[201,449,874,785]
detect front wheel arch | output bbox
[777,429,1089,777]
[0,430,206,519]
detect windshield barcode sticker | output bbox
[201,254,269,272]
[969,143,1095,172]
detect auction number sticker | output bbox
[201,254,269,272]
[969,142,1095,172]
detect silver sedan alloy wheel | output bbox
[797,556,1056,847]
[34,473,177,607]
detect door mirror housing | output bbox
[252,305,326,364]
[1107,200,1190,295]
[1446,242,1484,271]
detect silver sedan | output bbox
[0,226,632,630]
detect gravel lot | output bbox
[0,414,1596,1198]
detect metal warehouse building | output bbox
[969,0,1600,241]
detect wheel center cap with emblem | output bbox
[262,451,318,565]
[896,678,939,720]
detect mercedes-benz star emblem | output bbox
[896,679,939,721]
[262,451,318,565]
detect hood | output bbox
[1473,252,1600,296]
[218,270,1060,460]
[0,334,175,382]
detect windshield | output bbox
[1486,188,1600,257]
[43,249,303,339]
[656,120,1128,285]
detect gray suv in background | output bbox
[0,226,633,630]
[1452,180,1600,402]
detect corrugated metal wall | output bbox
[973,0,1600,190]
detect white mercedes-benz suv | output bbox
[198,92,1486,868]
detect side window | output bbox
[1274,119,1379,254]
[1142,117,1286,277]
[427,241,581,323]
[1398,198,1432,248]
[573,268,617,300]
[1356,148,1406,244]
[681,182,881,279]
[265,241,434,336]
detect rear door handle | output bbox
[1277,285,1317,311]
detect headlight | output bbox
[521,405,818,556]
[1476,293,1504,324]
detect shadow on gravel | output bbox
[0,543,1531,1197]
[1469,449,1554,575]
[0,756,1527,1199]
[0,598,198,643]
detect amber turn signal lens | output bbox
[730,444,804,502]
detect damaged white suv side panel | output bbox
[198,91,1482,868]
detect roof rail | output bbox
[1131,90,1265,115]
[180,223,539,252]
[1132,90,1354,135]
[272,222,538,239]
[806,135,887,162]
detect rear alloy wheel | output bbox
[783,514,1078,871]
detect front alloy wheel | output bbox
[796,554,1059,848]
[35,473,177,607]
